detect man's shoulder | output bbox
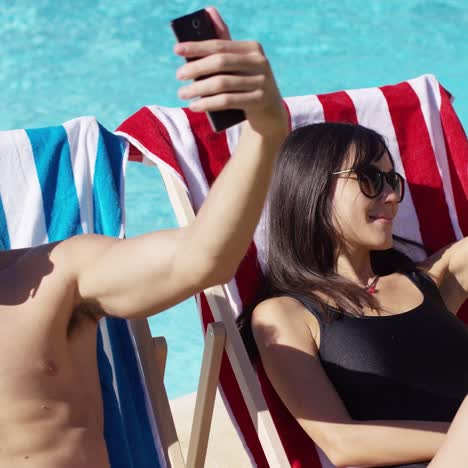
[57,233,119,271]
[0,242,74,322]
[2,234,116,293]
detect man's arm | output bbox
[62,10,288,320]
[421,236,468,314]
[66,123,285,319]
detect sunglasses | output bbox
[333,166,405,203]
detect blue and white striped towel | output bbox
[0,116,163,468]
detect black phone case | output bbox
[171,9,246,132]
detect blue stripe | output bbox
[0,197,11,250]
[92,126,160,466]
[24,122,159,466]
[26,126,82,241]
[93,124,126,237]
[97,327,134,468]
[105,319,161,468]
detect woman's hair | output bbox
[238,122,428,359]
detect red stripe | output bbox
[439,84,468,236]
[282,99,292,131]
[317,90,358,124]
[183,108,264,305]
[199,294,270,467]
[235,243,263,306]
[182,109,231,186]
[128,143,143,162]
[380,82,456,253]
[183,110,271,457]
[185,113,275,463]
[116,107,184,178]
[257,363,322,468]
[187,106,322,466]
[439,85,468,324]
[117,80,466,466]
[230,98,320,465]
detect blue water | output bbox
[1,0,467,398]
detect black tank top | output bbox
[292,270,468,468]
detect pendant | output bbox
[365,275,379,294]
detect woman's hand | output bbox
[174,7,288,137]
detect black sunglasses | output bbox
[333,165,405,203]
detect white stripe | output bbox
[63,116,99,234]
[0,129,48,248]
[119,108,245,315]
[253,206,269,273]
[212,132,247,313]
[148,106,210,212]
[252,95,328,272]
[286,94,326,129]
[114,131,184,177]
[240,96,327,306]
[408,75,463,240]
[142,154,157,167]
[346,86,426,260]
[219,279,243,319]
[99,319,122,407]
[226,121,243,156]
[217,386,256,466]
[118,138,129,239]
[134,107,248,316]
[126,321,167,468]
[316,445,336,468]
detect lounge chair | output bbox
[117,74,468,467]
[0,117,171,468]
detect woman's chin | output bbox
[366,234,393,251]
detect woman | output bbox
[242,123,468,467]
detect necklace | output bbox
[364,275,380,294]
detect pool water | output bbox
[1,0,467,398]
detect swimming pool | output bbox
[1,0,466,398]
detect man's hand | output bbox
[174,8,288,137]
[421,236,468,314]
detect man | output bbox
[0,8,288,468]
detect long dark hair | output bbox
[238,122,428,359]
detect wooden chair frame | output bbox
[128,167,289,467]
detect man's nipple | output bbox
[42,359,58,376]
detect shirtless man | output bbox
[0,9,288,467]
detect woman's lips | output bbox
[369,215,393,224]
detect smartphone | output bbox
[171,9,246,132]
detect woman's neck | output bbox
[335,246,375,285]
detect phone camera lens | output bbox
[192,18,201,29]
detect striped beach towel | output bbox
[117,74,468,467]
[0,116,163,468]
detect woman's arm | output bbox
[429,394,468,468]
[252,297,449,468]
[420,236,468,314]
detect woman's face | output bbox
[331,150,399,253]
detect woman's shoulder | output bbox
[253,295,308,324]
[252,295,321,346]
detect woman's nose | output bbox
[381,179,399,203]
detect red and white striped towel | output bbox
[116,74,468,468]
